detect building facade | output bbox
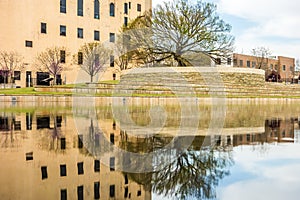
[233,53,295,82]
[0,0,152,87]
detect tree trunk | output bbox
[90,75,93,83]
[53,76,57,86]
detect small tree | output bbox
[114,35,139,71]
[0,51,24,86]
[77,42,112,82]
[252,47,271,70]
[35,46,68,85]
[252,47,272,80]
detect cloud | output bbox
[216,0,300,57]
[218,144,300,200]
[151,0,300,58]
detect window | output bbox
[41,166,48,180]
[14,121,21,130]
[60,138,66,149]
[124,3,128,14]
[25,40,33,47]
[109,33,115,42]
[247,60,250,67]
[233,59,237,66]
[129,2,131,9]
[41,22,47,34]
[14,71,21,80]
[60,50,66,63]
[270,64,273,70]
[61,189,67,200]
[26,152,33,161]
[246,134,251,142]
[77,162,84,175]
[110,133,114,144]
[94,0,100,19]
[227,58,232,65]
[110,157,115,171]
[252,61,256,68]
[215,58,221,65]
[77,186,84,200]
[110,55,114,67]
[78,52,83,64]
[94,30,100,41]
[124,187,128,198]
[78,28,83,38]
[60,164,67,176]
[78,135,83,148]
[60,25,66,36]
[109,185,115,197]
[239,60,243,67]
[283,65,286,71]
[36,116,50,129]
[60,0,66,13]
[94,160,100,172]
[137,190,141,196]
[124,174,128,184]
[77,0,83,16]
[124,17,128,26]
[137,4,141,12]
[110,3,115,16]
[290,66,294,71]
[94,182,100,199]
[112,121,116,130]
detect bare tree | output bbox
[77,42,112,82]
[251,47,272,81]
[0,51,24,86]
[35,46,68,85]
[251,47,271,70]
[123,0,234,67]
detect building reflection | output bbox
[0,108,299,200]
[0,111,151,200]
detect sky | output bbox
[152,0,300,60]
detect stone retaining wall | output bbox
[6,67,300,100]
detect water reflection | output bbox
[0,102,300,199]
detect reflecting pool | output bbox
[1,99,300,200]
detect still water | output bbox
[1,98,300,200]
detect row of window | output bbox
[234,59,294,71]
[41,23,117,41]
[40,160,106,180]
[60,183,141,200]
[60,183,100,200]
[77,53,115,67]
[60,0,142,18]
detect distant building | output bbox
[232,53,295,82]
[0,0,152,87]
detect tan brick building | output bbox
[0,0,152,87]
[233,53,295,82]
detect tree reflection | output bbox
[123,137,233,200]
[152,149,232,199]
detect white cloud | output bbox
[218,144,300,200]
[217,0,300,58]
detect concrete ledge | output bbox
[124,66,265,75]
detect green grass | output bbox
[0,87,74,96]
[99,80,120,84]
[0,87,37,95]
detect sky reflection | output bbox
[218,143,300,200]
